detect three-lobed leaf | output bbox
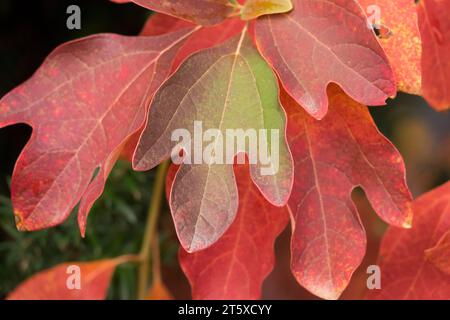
[133,29,293,252]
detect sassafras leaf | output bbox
[133,29,293,252]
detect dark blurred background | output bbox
[0,0,449,300]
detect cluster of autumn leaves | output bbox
[1,0,449,300]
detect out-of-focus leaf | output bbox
[366,181,450,299]
[425,230,450,276]
[7,256,135,300]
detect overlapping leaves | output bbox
[0,29,198,233]
[2,0,450,301]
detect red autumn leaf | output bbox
[110,0,236,25]
[283,85,412,299]
[0,29,197,234]
[366,181,450,299]
[357,0,422,95]
[425,230,450,276]
[254,0,396,119]
[7,256,135,300]
[417,0,450,110]
[177,163,289,299]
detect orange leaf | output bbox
[7,256,134,300]
[146,280,173,300]
[357,0,422,95]
[241,0,293,20]
[0,29,197,234]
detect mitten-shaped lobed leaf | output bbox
[283,86,412,299]
[417,0,450,110]
[255,0,396,119]
[133,29,293,252]
[177,163,289,299]
[366,181,450,299]
[0,29,197,233]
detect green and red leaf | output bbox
[133,29,293,252]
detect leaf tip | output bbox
[311,286,342,300]
[14,210,28,231]
[402,205,414,229]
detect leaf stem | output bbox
[137,160,170,300]
[151,230,162,285]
